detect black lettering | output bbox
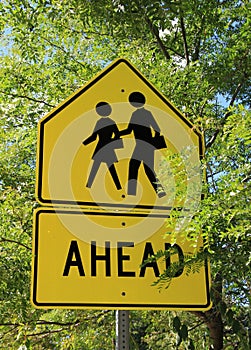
[165,243,184,277]
[91,241,111,276]
[117,242,136,277]
[139,242,160,277]
[63,240,85,276]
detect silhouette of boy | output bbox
[119,92,166,197]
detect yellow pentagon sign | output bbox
[31,208,211,310]
[36,58,203,213]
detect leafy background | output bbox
[0,0,250,349]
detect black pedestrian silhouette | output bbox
[119,92,166,198]
[83,102,122,190]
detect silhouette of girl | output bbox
[83,102,122,190]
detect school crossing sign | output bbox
[36,58,202,212]
[31,59,211,310]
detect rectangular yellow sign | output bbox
[31,208,211,310]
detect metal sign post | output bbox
[116,310,130,350]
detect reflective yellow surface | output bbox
[32,59,210,310]
[31,208,211,310]
[36,59,202,212]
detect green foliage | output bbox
[0,0,250,349]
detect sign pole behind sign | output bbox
[116,310,130,350]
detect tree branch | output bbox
[179,15,190,65]
[188,320,206,331]
[57,24,111,38]
[26,328,65,337]
[206,81,245,149]
[164,46,185,59]
[0,320,79,327]
[0,313,109,328]
[192,17,206,62]
[144,16,171,61]
[0,325,19,340]
[41,36,86,69]
[0,90,55,107]
[36,320,80,326]
[0,237,31,250]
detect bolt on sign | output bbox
[31,58,211,310]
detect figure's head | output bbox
[96,102,112,117]
[129,91,146,108]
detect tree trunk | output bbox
[207,312,224,350]
[192,273,224,349]
[192,309,224,349]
